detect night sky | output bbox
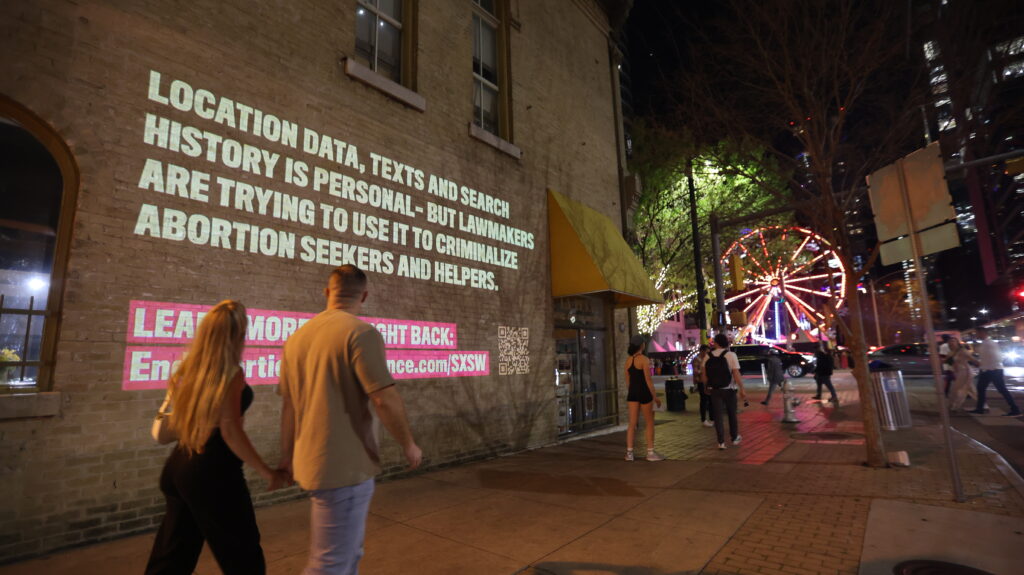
[622,0,1022,334]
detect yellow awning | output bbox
[548,189,662,308]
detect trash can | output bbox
[870,368,912,430]
[665,379,687,412]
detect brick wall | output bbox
[0,0,629,562]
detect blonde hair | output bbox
[168,300,247,454]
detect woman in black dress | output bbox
[624,335,664,462]
[146,300,287,575]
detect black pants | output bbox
[975,369,1020,413]
[696,383,714,422]
[815,374,837,400]
[699,392,714,422]
[145,436,266,575]
[710,389,739,444]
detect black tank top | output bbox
[202,380,253,456]
[239,382,254,415]
[628,356,647,387]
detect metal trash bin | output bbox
[870,368,912,430]
[665,379,687,412]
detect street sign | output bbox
[868,142,959,265]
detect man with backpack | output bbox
[703,333,747,449]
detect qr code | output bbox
[498,326,530,375]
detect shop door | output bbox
[554,295,616,435]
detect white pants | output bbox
[304,478,375,575]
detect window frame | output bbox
[471,0,513,143]
[0,94,78,396]
[347,0,424,111]
[354,0,418,90]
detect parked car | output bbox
[731,344,816,377]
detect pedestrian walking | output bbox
[691,345,714,427]
[938,334,954,396]
[146,300,288,575]
[970,327,1022,416]
[761,353,785,406]
[624,334,665,462]
[947,338,977,411]
[812,343,839,405]
[278,265,423,575]
[703,333,747,450]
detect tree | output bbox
[647,0,934,467]
[629,120,791,321]
[862,278,942,346]
[635,266,685,336]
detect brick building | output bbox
[0,0,660,562]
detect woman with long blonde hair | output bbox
[146,300,286,575]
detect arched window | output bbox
[0,96,78,392]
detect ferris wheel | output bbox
[721,226,847,342]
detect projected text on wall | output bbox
[133,70,535,293]
[123,300,489,390]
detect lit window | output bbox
[472,0,509,138]
[1,102,77,392]
[355,0,407,84]
[923,41,940,61]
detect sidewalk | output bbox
[3,372,1024,574]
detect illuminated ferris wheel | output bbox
[722,226,847,342]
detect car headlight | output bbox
[802,354,814,362]
[1006,350,1020,361]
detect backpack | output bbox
[705,351,732,389]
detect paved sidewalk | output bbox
[3,372,1024,574]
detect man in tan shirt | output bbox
[279,265,422,574]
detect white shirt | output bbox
[978,339,1002,371]
[938,342,951,373]
[709,349,741,390]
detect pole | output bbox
[896,158,965,502]
[687,160,708,343]
[870,278,883,347]
[711,214,726,330]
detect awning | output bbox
[548,189,662,308]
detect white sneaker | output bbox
[718,443,726,450]
[732,435,742,446]
[702,420,714,427]
[625,450,634,462]
[645,450,665,462]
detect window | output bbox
[472,0,510,139]
[0,97,77,393]
[355,0,405,83]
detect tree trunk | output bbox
[842,261,888,468]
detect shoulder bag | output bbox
[151,389,178,444]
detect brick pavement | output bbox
[606,374,1024,574]
[3,371,1023,574]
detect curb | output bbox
[951,427,1024,501]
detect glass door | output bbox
[554,295,616,436]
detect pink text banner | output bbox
[127,300,457,349]
[123,346,488,390]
